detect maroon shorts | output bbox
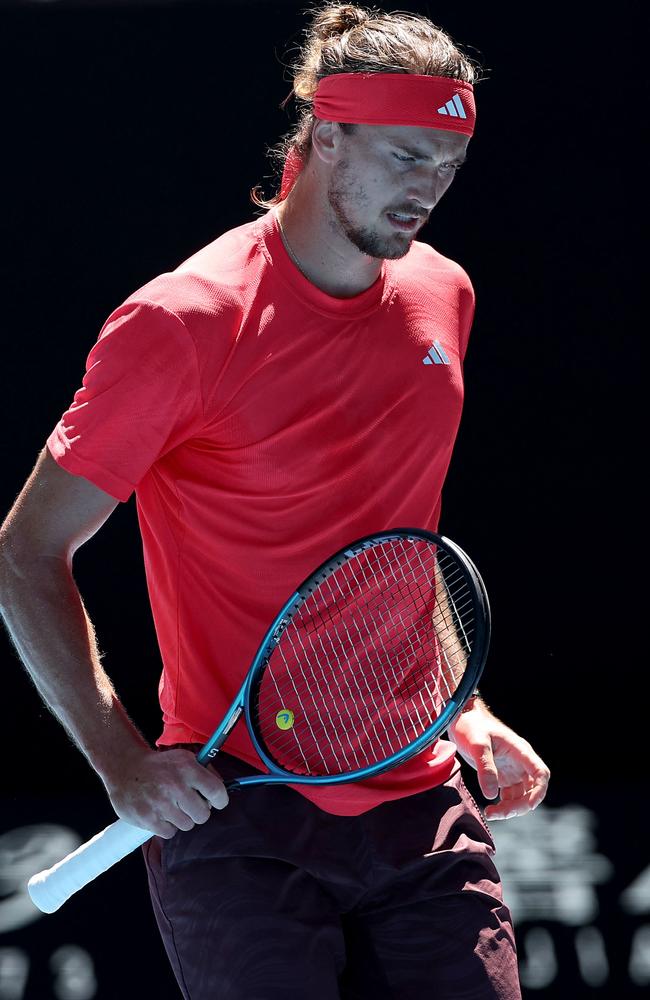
[143,749,521,1000]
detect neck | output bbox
[275,176,383,298]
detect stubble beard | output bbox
[327,160,413,262]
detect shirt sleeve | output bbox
[458,274,476,362]
[47,299,204,501]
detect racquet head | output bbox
[240,528,490,783]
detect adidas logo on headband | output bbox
[437,94,468,120]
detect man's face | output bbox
[325,124,470,260]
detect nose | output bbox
[407,167,453,213]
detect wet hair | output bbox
[251,3,485,209]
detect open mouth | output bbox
[386,212,421,232]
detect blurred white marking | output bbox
[575,926,609,986]
[0,825,81,932]
[0,948,29,1000]
[519,927,557,989]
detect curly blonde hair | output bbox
[251,3,484,209]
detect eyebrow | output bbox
[394,142,468,165]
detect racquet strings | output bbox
[255,537,476,776]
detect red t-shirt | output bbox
[47,207,476,815]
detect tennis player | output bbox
[0,4,549,997]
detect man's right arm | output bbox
[0,447,228,837]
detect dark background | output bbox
[0,1,645,997]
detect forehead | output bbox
[354,123,470,159]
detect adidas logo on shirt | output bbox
[423,341,451,366]
[436,94,468,120]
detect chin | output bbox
[381,238,414,261]
[347,226,414,262]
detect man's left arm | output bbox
[447,696,550,820]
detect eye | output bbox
[441,162,464,172]
[393,152,416,163]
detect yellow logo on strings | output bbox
[275,709,295,731]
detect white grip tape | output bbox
[27,818,153,913]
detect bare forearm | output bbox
[0,453,229,836]
[0,551,149,787]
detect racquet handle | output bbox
[27,818,153,913]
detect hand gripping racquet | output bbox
[28,528,490,913]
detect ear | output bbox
[310,119,345,167]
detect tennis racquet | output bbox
[28,527,490,913]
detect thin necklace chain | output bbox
[277,213,308,278]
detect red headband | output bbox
[279,73,475,200]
